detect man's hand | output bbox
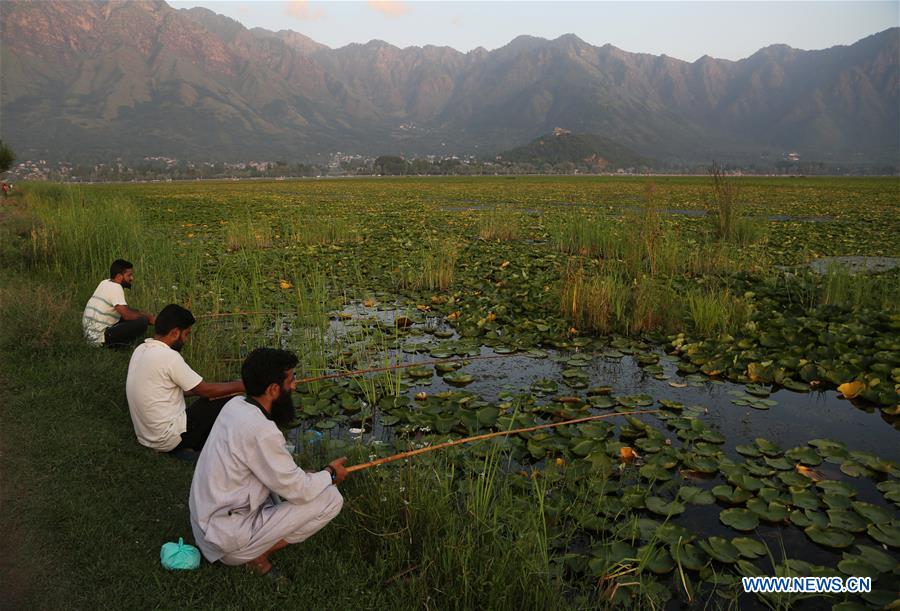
[328,457,349,484]
[147,314,156,325]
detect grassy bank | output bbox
[2,179,897,610]
[0,186,575,610]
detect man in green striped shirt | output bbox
[82,259,156,347]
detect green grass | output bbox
[3,177,899,608]
[478,207,522,242]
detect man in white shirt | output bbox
[82,259,156,348]
[190,348,348,577]
[126,304,244,454]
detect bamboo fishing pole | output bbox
[345,409,661,473]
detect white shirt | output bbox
[125,339,203,451]
[189,397,333,562]
[82,279,127,345]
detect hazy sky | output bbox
[170,1,899,62]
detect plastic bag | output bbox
[160,537,201,570]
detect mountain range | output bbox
[1,0,897,164]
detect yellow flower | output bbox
[279,279,292,289]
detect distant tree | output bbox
[375,155,408,176]
[0,140,14,173]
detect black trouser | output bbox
[104,318,149,348]
[170,396,232,453]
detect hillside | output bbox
[498,130,649,169]
[0,1,897,164]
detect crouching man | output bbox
[189,348,349,577]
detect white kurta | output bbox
[189,397,343,564]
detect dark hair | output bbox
[110,259,133,278]
[241,348,299,397]
[155,304,196,335]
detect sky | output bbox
[169,1,899,62]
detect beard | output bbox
[121,281,132,289]
[270,388,296,427]
[171,339,185,352]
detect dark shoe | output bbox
[169,448,200,463]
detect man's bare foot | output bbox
[246,556,272,575]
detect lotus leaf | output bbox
[816,481,855,497]
[754,438,782,456]
[827,510,868,533]
[638,544,675,574]
[763,457,794,471]
[804,526,855,548]
[867,522,900,547]
[712,485,753,505]
[735,444,763,458]
[698,537,740,563]
[732,537,767,559]
[720,508,759,531]
[745,498,786,522]
[851,501,894,524]
[678,486,715,505]
[443,372,475,386]
[844,545,898,574]
[645,496,686,517]
[791,489,821,511]
[670,541,706,571]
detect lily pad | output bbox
[407,366,434,379]
[851,501,894,524]
[645,496,686,517]
[791,489,821,511]
[836,557,880,579]
[804,526,855,548]
[732,537,767,559]
[443,372,475,386]
[747,498,789,523]
[720,508,759,532]
[843,545,898,574]
[867,522,900,548]
[827,510,868,533]
[712,485,753,505]
[670,541,706,571]
[698,537,740,563]
[678,486,715,505]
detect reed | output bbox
[225,215,272,251]
[686,287,749,337]
[478,206,521,242]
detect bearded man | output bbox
[190,348,348,577]
[125,304,244,454]
[82,259,156,348]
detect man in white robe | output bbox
[189,348,348,575]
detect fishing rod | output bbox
[345,409,661,473]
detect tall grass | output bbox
[478,207,521,242]
[284,215,362,246]
[819,263,900,312]
[26,183,143,284]
[394,238,458,292]
[686,288,750,337]
[551,215,622,259]
[303,442,562,609]
[225,215,272,251]
[708,162,766,246]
